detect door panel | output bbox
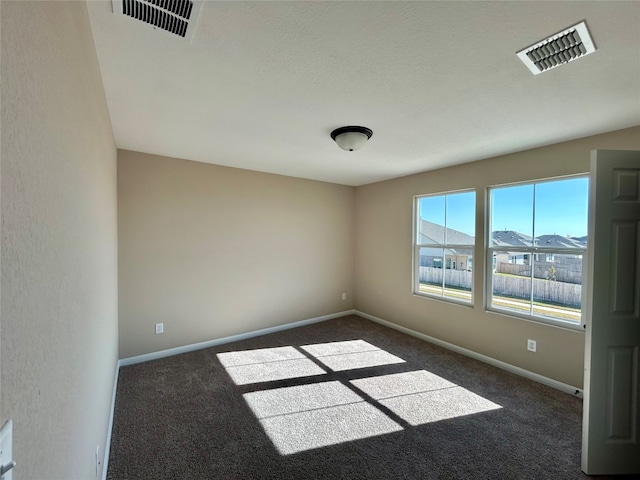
[582,149,640,475]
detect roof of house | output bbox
[535,234,585,249]
[419,221,587,250]
[492,231,586,248]
[491,230,533,248]
[419,220,475,246]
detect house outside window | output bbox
[414,190,475,304]
[487,176,588,329]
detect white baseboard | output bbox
[355,310,583,398]
[119,310,356,367]
[102,359,120,480]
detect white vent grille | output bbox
[517,21,596,75]
[112,0,202,40]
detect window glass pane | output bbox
[490,184,534,247]
[443,248,473,302]
[488,176,587,326]
[534,178,588,248]
[445,192,475,245]
[417,247,444,296]
[491,250,532,315]
[418,196,445,244]
[530,254,583,323]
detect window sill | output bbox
[413,291,474,308]
[485,307,585,332]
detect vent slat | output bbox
[573,31,583,44]
[161,11,168,32]
[117,0,199,38]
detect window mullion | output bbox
[442,197,447,296]
[530,184,536,315]
[529,250,535,316]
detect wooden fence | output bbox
[419,266,581,307]
[497,261,582,285]
[419,267,471,289]
[492,274,581,307]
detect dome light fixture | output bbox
[330,126,373,151]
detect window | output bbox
[414,190,475,304]
[487,176,588,328]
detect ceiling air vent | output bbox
[112,0,202,41]
[516,21,596,75]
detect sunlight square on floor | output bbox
[301,340,405,371]
[217,346,326,385]
[351,370,502,425]
[243,381,403,455]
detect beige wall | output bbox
[118,150,354,358]
[355,126,640,388]
[1,2,118,479]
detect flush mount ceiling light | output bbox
[330,126,373,152]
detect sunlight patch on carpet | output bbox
[217,347,326,385]
[301,340,381,357]
[218,346,305,367]
[351,370,502,426]
[244,381,402,455]
[301,340,405,371]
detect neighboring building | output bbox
[492,231,586,265]
[419,220,474,271]
[491,230,533,248]
[534,234,586,249]
[491,231,586,284]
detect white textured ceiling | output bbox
[87,1,640,186]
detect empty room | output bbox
[2,1,640,479]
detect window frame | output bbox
[413,189,476,306]
[485,174,588,331]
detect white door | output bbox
[582,149,640,475]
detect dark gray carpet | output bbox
[107,315,613,479]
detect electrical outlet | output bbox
[527,339,537,352]
[342,292,347,301]
[155,323,164,334]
